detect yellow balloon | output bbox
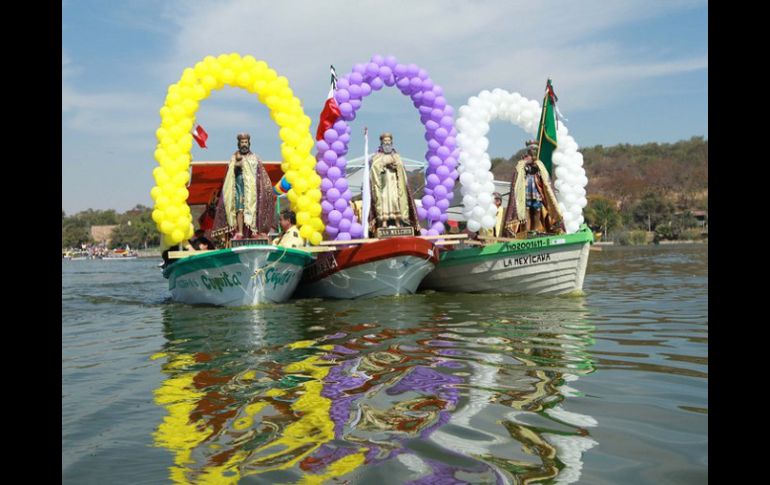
[309,232,323,245]
[297,211,311,226]
[160,220,174,233]
[308,203,322,217]
[171,229,184,243]
[152,209,164,223]
[299,224,313,239]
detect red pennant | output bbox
[316,97,341,140]
[192,124,208,148]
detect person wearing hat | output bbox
[218,133,276,240]
[502,140,564,236]
[368,132,420,232]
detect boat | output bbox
[162,245,313,306]
[294,236,438,299]
[421,225,594,295]
[63,250,90,261]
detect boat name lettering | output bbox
[305,254,338,280]
[200,272,239,292]
[177,278,200,288]
[502,239,548,251]
[264,268,293,290]
[502,252,551,268]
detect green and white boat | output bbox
[420,225,594,295]
[162,245,313,306]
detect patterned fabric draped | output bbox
[213,152,276,237]
[502,158,564,237]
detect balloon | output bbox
[328,210,342,224]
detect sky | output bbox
[62,0,707,214]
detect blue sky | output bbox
[62,0,707,214]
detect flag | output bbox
[315,65,341,140]
[361,127,371,239]
[536,79,558,176]
[192,124,208,149]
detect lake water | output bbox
[62,244,707,484]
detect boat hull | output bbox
[421,226,594,295]
[295,237,438,299]
[163,246,312,306]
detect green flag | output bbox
[536,79,558,176]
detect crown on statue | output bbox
[237,133,251,141]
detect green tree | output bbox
[584,197,622,237]
[630,193,675,231]
[62,218,91,248]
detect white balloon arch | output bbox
[455,88,588,234]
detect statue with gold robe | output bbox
[502,140,565,237]
[212,133,275,240]
[368,132,420,232]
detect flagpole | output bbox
[362,127,371,239]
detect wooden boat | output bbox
[294,236,438,299]
[162,245,313,306]
[420,225,594,295]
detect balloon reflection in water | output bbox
[152,298,598,483]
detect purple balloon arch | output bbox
[315,55,460,240]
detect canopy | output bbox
[187,161,284,205]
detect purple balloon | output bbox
[315,160,329,176]
[425,120,439,132]
[370,77,384,90]
[349,99,362,110]
[396,77,410,91]
[335,89,350,103]
[371,54,384,65]
[339,103,353,116]
[323,150,338,164]
[436,199,450,211]
[437,146,450,158]
[406,64,419,76]
[379,65,392,79]
[335,156,347,169]
[338,219,351,232]
[424,187,433,196]
[428,139,440,151]
[442,177,455,190]
[383,74,396,87]
[334,198,348,212]
[350,72,363,84]
[433,96,446,109]
[443,156,457,169]
[334,178,348,192]
[417,206,427,220]
[439,214,449,222]
[353,64,366,74]
[420,228,429,236]
[426,173,440,187]
[350,222,363,238]
[320,178,333,191]
[316,139,330,153]
[433,86,444,96]
[429,156,442,169]
[427,229,439,236]
[339,133,351,143]
[342,189,352,201]
[433,185,448,198]
[328,210,342,224]
[333,120,347,132]
[366,63,379,76]
[418,68,428,80]
[338,232,351,241]
[327,166,341,180]
[331,140,346,154]
[431,221,444,232]
[394,64,407,76]
[422,91,436,105]
[326,225,339,237]
[336,78,350,90]
[327,188,341,202]
[385,56,397,68]
[423,195,435,208]
[321,200,334,214]
[409,77,422,90]
[324,129,338,142]
[360,83,372,96]
[342,206,353,219]
[436,165,450,178]
[428,206,441,220]
[422,79,434,91]
[349,84,362,98]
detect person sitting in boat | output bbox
[368,132,420,232]
[502,140,564,237]
[213,133,276,241]
[272,210,304,248]
[185,229,216,251]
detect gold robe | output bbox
[370,151,411,225]
[502,158,564,237]
[221,152,274,234]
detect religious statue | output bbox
[368,132,420,232]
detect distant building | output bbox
[91,225,118,245]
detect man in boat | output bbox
[480,192,505,238]
[212,133,276,241]
[502,140,564,237]
[368,132,420,232]
[272,210,304,248]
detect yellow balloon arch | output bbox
[151,53,324,247]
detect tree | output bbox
[630,193,675,231]
[584,197,621,237]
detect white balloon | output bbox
[467,220,481,232]
[481,214,496,228]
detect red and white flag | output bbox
[192,124,208,149]
[315,65,341,140]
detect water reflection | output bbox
[152,295,598,483]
